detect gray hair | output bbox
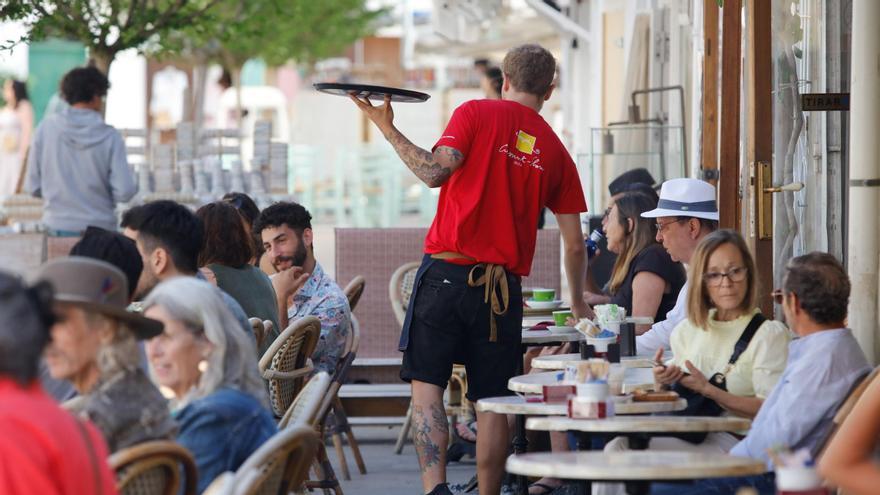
[143,277,267,407]
[84,311,140,377]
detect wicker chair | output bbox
[343,275,366,312]
[278,372,332,429]
[108,441,198,495]
[389,262,421,328]
[203,425,320,495]
[817,367,880,458]
[259,316,321,417]
[321,317,366,481]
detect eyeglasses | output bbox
[703,266,748,286]
[602,207,612,220]
[771,289,785,305]
[655,219,683,233]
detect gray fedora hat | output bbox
[32,256,163,339]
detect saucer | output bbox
[526,299,564,310]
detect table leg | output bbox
[513,345,529,495]
[623,435,652,495]
[623,481,650,495]
[570,432,593,495]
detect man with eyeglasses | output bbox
[636,178,719,356]
[652,252,870,495]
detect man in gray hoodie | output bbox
[25,66,136,234]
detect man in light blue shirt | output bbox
[652,252,871,495]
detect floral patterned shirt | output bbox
[286,262,351,372]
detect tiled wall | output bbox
[335,228,562,359]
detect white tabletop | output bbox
[506,451,766,481]
[521,330,585,345]
[531,353,655,370]
[476,395,687,416]
[525,415,752,433]
[508,368,655,394]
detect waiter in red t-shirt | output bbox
[352,44,592,495]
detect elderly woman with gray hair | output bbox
[36,256,177,452]
[143,276,276,494]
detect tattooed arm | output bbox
[350,94,465,188]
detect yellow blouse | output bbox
[668,308,791,399]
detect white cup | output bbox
[776,467,823,491]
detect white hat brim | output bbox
[641,208,720,221]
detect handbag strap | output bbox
[719,313,766,377]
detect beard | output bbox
[273,239,308,271]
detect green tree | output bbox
[171,0,383,126]
[0,0,227,74]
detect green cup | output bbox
[553,310,573,326]
[532,288,556,302]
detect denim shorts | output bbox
[400,257,523,401]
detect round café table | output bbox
[506,451,766,495]
[476,395,687,416]
[526,415,751,435]
[532,353,656,370]
[522,416,754,495]
[509,369,655,395]
[521,329,585,346]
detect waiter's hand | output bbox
[349,94,394,135]
[570,299,594,321]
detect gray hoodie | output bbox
[25,107,136,232]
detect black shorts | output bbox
[400,259,523,402]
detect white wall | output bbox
[105,49,147,130]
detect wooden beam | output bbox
[718,0,742,230]
[700,0,720,186]
[746,0,774,315]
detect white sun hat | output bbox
[640,178,719,221]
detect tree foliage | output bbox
[175,0,384,69]
[0,0,227,73]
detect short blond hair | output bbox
[686,229,758,328]
[501,44,556,96]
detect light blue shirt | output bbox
[729,328,871,470]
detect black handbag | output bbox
[670,312,767,443]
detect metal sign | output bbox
[801,93,850,111]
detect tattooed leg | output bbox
[411,380,448,493]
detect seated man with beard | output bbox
[253,202,351,373]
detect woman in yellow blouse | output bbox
[651,229,790,426]
[602,230,791,467]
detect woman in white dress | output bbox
[0,79,33,196]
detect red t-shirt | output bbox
[424,99,587,276]
[0,379,118,495]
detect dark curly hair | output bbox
[120,200,204,275]
[252,202,313,240]
[196,201,254,268]
[783,252,850,325]
[60,66,110,105]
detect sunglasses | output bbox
[771,289,785,305]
